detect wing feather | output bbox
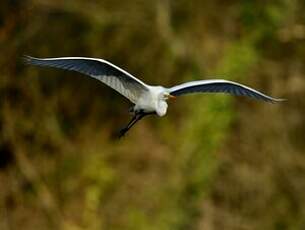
[168,79,284,103]
[24,56,149,103]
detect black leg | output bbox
[125,114,139,129]
[118,112,154,138]
[126,113,145,129]
[118,114,138,138]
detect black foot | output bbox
[118,127,129,138]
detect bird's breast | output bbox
[134,87,168,116]
[134,94,156,113]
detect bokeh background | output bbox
[1,1,305,229]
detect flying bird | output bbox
[24,56,284,137]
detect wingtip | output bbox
[22,55,33,65]
[270,98,287,103]
[22,55,42,66]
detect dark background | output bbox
[1,1,305,229]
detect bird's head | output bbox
[154,90,175,117]
[162,92,176,101]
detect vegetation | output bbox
[1,1,304,229]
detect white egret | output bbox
[24,56,284,137]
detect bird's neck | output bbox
[156,100,168,117]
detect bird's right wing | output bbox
[24,56,149,103]
[168,79,284,103]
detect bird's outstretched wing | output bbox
[24,56,149,103]
[168,79,284,102]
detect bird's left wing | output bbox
[24,56,149,103]
[168,79,284,102]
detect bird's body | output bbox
[24,56,284,137]
[135,86,169,116]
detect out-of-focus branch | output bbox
[30,0,119,25]
[156,0,186,59]
[2,104,62,228]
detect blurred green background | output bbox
[1,0,305,229]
